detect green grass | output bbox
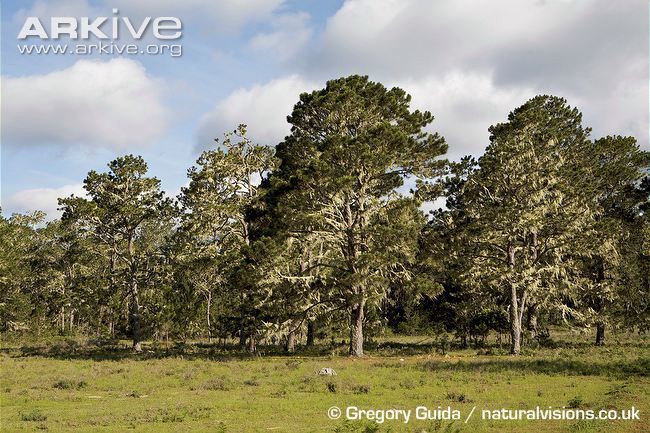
[1,332,648,432]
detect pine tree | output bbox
[268,75,447,356]
[454,95,596,354]
[178,125,276,350]
[59,155,175,351]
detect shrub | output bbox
[199,378,230,391]
[53,379,86,390]
[567,396,584,409]
[352,384,370,394]
[20,410,47,422]
[446,391,472,403]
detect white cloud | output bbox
[296,0,648,151]
[12,0,99,22]
[400,70,647,160]
[110,0,285,33]
[250,12,313,61]
[3,184,86,219]
[196,75,319,149]
[311,0,581,80]
[1,59,169,150]
[575,79,649,150]
[398,72,535,160]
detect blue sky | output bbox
[1,0,648,218]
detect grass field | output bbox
[1,332,648,432]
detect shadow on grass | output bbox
[0,340,338,362]
[2,338,648,380]
[365,338,650,362]
[418,357,650,378]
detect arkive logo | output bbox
[17,8,182,40]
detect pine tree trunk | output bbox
[206,291,212,344]
[247,335,256,353]
[306,320,315,347]
[594,258,606,347]
[130,278,142,352]
[510,289,525,355]
[286,330,296,353]
[595,323,605,346]
[109,252,117,339]
[127,237,142,353]
[238,290,247,349]
[508,245,522,355]
[527,304,538,338]
[349,298,365,357]
[239,331,246,348]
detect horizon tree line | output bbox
[1,75,648,356]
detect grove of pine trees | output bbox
[1,76,648,356]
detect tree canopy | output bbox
[2,79,648,358]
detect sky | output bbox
[1,0,648,219]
